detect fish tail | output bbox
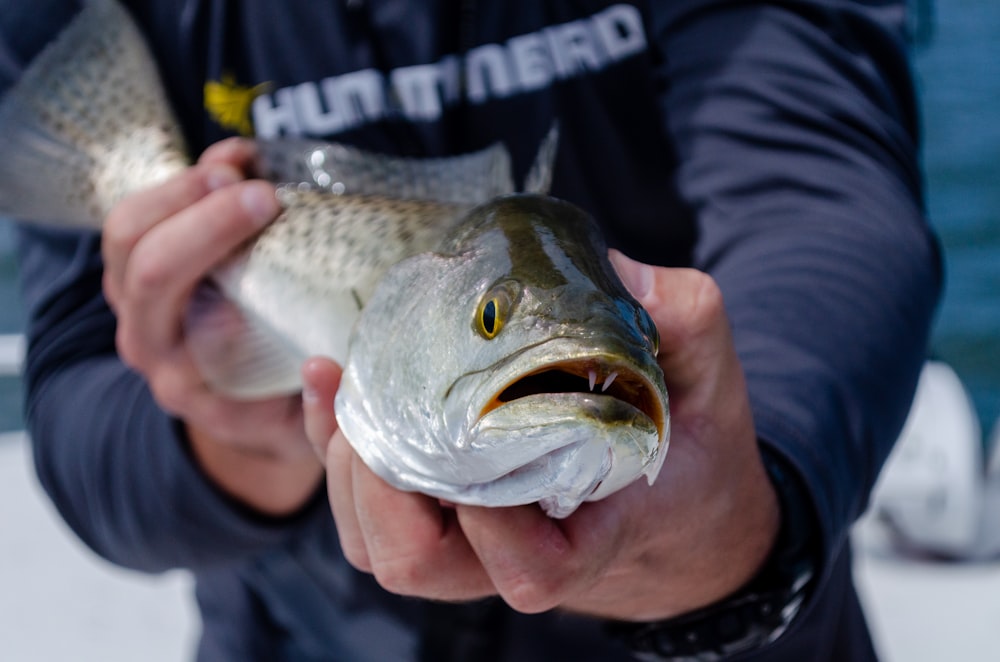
[0,0,189,228]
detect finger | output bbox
[102,164,242,308]
[115,180,279,367]
[455,503,619,614]
[147,350,310,456]
[609,251,733,396]
[198,137,259,175]
[350,457,494,600]
[325,431,369,570]
[302,356,343,461]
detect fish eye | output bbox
[475,281,520,340]
[482,299,500,337]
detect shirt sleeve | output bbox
[2,3,321,573]
[16,225,322,573]
[649,0,941,576]
[0,0,79,89]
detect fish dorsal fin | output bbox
[0,0,188,227]
[522,122,560,195]
[256,139,515,204]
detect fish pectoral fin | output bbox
[185,280,303,399]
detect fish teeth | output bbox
[586,369,619,393]
[602,371,619,392]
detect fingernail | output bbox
[609,250,653,300]
[206,165,241,191]
[240,182,279,226]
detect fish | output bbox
[336,195,669,516]
[0,0,669,517]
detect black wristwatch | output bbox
[606,447,818,661]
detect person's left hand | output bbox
[103,137,323,516]
[303,253,780,621]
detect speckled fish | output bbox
[0,0,669,517]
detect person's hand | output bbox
[303,252,780,620]
[103,137,324,515]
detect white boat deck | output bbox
[0,433,197,662]
[2,429,1000,661]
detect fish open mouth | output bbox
[481,360,667,441]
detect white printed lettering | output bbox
[326,69,387,127]
[507,32,554,92]
[252,87,301,138]
[391,56,461,121]
[593,4,646,62]
[247,5,648,137]
[465,43,516,103]
[294,82,344,135]
[545,19,606,77]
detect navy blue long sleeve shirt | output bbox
[2,1,941,659]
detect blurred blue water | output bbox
[0,1,996,436]
[916,0,1000,436]
[0,221,24,431]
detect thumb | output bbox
[608,250,736,398]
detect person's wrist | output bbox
[606,446,818,660]
[185,422,324,517]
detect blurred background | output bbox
[0,1,997,660]
[916,0,1000,432]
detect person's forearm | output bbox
[20,226,322,573]
[652,0,940,553]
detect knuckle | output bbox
[127,247,172,293]
[200,136,258,167]
[146,362,209,423]
[115,321,146,370]
[169,166,215,199]
[190,402,242,444]
[103,170,217,252]
[680,269,726,335]
[102,272,120,310]
[497,569,565,614]
[147,371,188,417]
[306,436,330,464]
[371,553,431,596]
[102,206,141,256]
[342,544,372,573]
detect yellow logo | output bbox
[204,74,271,137]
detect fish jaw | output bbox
[472,353,668,449]
[334,333,670,517]
[336,365,664,518]
[439,339,669,516]
[464,388,666,518]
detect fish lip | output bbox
[475,346,668,444]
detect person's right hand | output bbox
[303,255,780,620]
[101,137,324,515]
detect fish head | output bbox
[335,194,669,518]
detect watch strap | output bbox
[606,446,818,660]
